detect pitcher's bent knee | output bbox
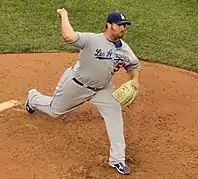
[50,106,68,118]
[50,111,62,118]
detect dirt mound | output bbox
[0,53,197,179]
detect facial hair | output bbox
[111,26,125,40]
[118,31,125,39]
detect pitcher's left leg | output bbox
[90,82,130,175]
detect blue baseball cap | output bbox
[107,12,131,25]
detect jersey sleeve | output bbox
[124,45,141,71]
[70,32,93,49]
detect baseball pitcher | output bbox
[25,9,141,175]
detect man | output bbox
[25,9,141,175]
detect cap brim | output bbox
[116,21,131,25]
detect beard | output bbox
[117,31,125,39]
[110,26,126,40]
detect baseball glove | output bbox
[112,80,139,107]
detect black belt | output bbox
[72,78,100,91]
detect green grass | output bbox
[0,0,197,72]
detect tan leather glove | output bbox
[112,80,139,107]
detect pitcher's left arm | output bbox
[127,68,140,85]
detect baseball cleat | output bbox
[25,100,35,114]
[109,162,131,175]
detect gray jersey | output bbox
[71,32,140,88]
[28,31,137,168]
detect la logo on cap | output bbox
[120,14,125,20]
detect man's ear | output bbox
[106,23,112,29]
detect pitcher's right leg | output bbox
[26,89,58,117]
[26,68,95,118]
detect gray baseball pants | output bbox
[28,67,126,165]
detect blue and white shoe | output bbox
[25,100,35,114]
[109,162,131,175]
[25,89,37,114]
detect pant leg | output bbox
[28,68,95,118]
[28,89,57,117]
[90,82,126,165]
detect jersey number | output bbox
[114,62,124,72]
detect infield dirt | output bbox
[0,53,197,179]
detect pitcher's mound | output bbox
[0,52,197,179]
